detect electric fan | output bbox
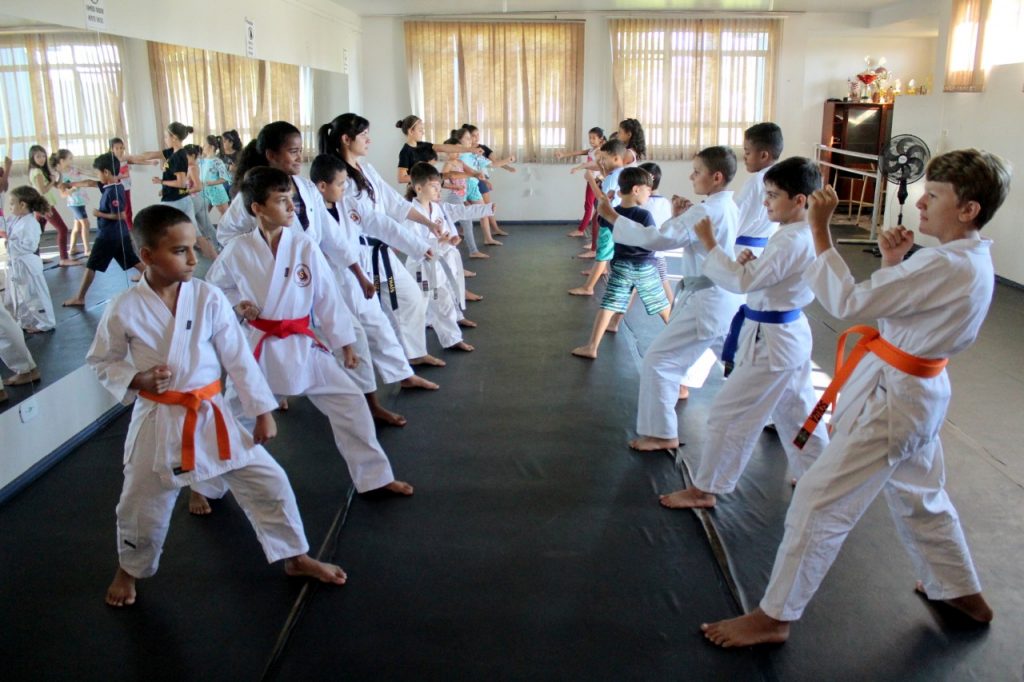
[883,134,930,226]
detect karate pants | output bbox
[0,304,36,373]
[443,190,477,255]
[692,358,827,494]
[4,256,55,331]
[379,250,429,359]
[117,437,308,579]
[350,282,414,385]
[637,301,725,440]
[760,426,981,621]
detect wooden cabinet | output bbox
[820,101,893,222]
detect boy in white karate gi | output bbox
[659,157,829,510]
[87,204,346,608]
[205,167,413,497]
[405,161,493,352]
[734,123,782,257]
[702,149,1010,647]
[611,147,742,452]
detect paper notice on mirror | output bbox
[84,0,107,31]
[245,18,256,58]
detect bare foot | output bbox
[629,436,680,452]
[188,490,212,515]
[678,385,690,401]
[382,480,415,495]
[58,259,81,267]
[63,297,86,307]
[701,608,790,648]
[371,403,407,427]
[469,251,490,259]
[571,345,598,359]
[410,354,446,367]
[577,251,596,260]
[400,375,440,390]
[567,230,586,237]
[484,239,503,246]
[448,341,475,352]
[464,269,477,278]
[606,323,620,334]
[105,567,137,607]
[24,327,49,334]
[284,555,347,584]
[466,291,483,301]
[278,398,289,411]
[493,229,509,236]
[458,318,478,328]
[659,487,716,509]
[568,287,593,297]
[4,368,41,386]
[915,582,994,623]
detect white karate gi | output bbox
[760,238,993,621]
[87,278,309,578]
[206,226,396,493]
[692,221,828,494]
[343,162,432,359]
[404,200,492,348]
[3,214,55,331]
[733,166,778,258]
[0,303,36,373]
[613,192,741,440]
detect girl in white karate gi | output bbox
[318,113,447,369]
[205,166,413,498]
[88,204,346,607]
[405,161,493,352]
[702,149,1009,648]
[659,157,829,511]
[3,187,56,333]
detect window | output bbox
[0,32,126,161]
[147,41,312,152]
[609,18,780,160]
[945,0,991,92]
[404,21,584,163]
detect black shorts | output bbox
[87,230,140,272]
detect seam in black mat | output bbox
[260,485,356,681]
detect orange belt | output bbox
[249,315,327,361]
[139,379,230,473]
[794,325,948,449]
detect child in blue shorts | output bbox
[572,167,670,359]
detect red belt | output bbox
[249,315,327,361]
[794,325,948,449]
[139,379,229,473]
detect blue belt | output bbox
[721,305,802,372]
[736,235,769,248]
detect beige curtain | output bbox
[609,17,780,160]
[404,21,584,163]
[0,31,126,160]
[944,0,991,92]
[147,41,305,149]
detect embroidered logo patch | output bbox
[294,263,312,287]
[348,209,361,224]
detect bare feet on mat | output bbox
[371,404,407,427]
[458,318,477,328]
[701,608,790,647]
[577,250,596,260]
[448,341,474,352]
[915,582,994,622]
[188,490,212,515]
[58,258,80,267]
[469,251,490,259]
[409,354,446,367]
[463,269,477,277]
[659,487,716,509]
[466,291,483,301]
[629,436,679,452]
[571,345,597,359]
[278,398,289,411]
[4,368,41,386]
[400,374,440,390]
[285,555,347,585]
[493,229,509,236]
[105,567,137,607]
[63,297,85,307]
[380,480,414,496]
[678,385,690,401]
[567,229,586,237]
[568,287,593,297]
[484,239,503,246]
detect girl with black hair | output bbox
[459,123,514,240]
[3,186,56,332]
[617,118,647,165]
[395,115,479,185]
[220,129,243,179]
[556,126,607,238]
[27,145,75,266]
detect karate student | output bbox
[0,303,40,402]
[3,187,56,332]
[702,149,1009,647]
[659,157,829,510]
[205,166,414,498]
[87,204,346,608]
[569,139,628,290]
[405,161,492,352]
[63,155,146,308]
[611,147,741,451]
[311,153,438,429]
[734,123,783,257]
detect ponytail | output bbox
[396,115,421,136]
[167,121,194,142]
[318,113,375,203]
[233,121,301,188]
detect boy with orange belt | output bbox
[702,149,1011,647]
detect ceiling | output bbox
[329,0,904,17]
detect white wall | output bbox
[360,13,936,224]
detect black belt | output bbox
[361,236,398,310]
